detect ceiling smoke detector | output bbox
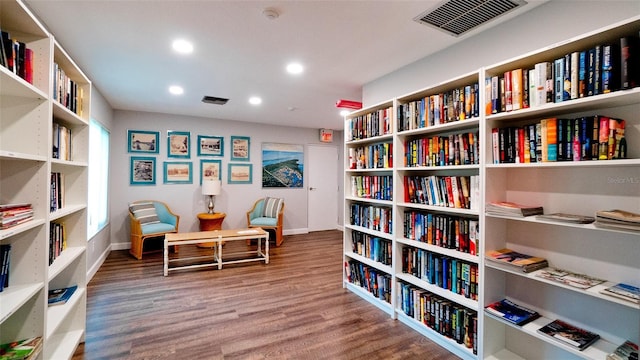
[414,0,527,37]
[202,96,229,105]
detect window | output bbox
[88,118,110,238]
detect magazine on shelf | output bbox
[47,285,77,306]
[485,248,548,273]
[484,298,540,326]
[596,209,640,223]
[486,201,544,217]
[0,336,42,360]
[536,213,595,224]
[535,267,606,290]
[607,340,639,360]
[600,283,640,304]
[537,319,600,351]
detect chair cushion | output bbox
[262,197,283,218]
[130,202,160,225]
[141,222,176,235]
[250,217,278,226]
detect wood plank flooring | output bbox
[73,230,460,360]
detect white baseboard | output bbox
[87,244,112,282]
[111,242,130,251]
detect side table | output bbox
[197,212,226,248]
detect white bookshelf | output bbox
[0,1,89,358]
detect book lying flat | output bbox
[48,285,77,306]
[536,267,606,290]
[607,340,639,360]
[537,319,600,350]
[596,209,640,224]
[485,298,540,326]
[600,283,640,304]
[536,213,595,224]
[485,248,548,273]
[0,336,42,360]
[486,201,544,217]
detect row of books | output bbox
[53,62,84,116]
[403,211,479,256]
[349,175,392,201]
[486,35,640,115]
[403,131,479,168]
[0,29,34,84]
[0,337,43,360]
[398,281,478,354]
[484,299,601,351]
[594,209,640,232]
[397,82,480,132]
[486,248,639,304]
[52,122,72,161]
[347,142,393,170]
[401,246,479,300]
[346,106,393,141]
[50,172,65,212]
[350,231,392,266]
[344,260,392,304]
[491,115,627,164]
[0,244,11,292]
[49,222,67,266]
[0,203,34,230]
[403,175,480,211]
[349,203,392,234]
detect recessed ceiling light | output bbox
[249,96,262,105]
[339,110,350,117]
[286,62,304,75]
[169,85,184,95]
[172,39,193,54]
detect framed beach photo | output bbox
[163,161,193,184]
[127,130,159,154]
[262,142,304,188]
[197,135,224,157]
[228,163,252,184]
[167,131,191,158]
[130,156,156,185]
[230,136,250,161]
[200,159,222,184]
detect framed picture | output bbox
[228,163,252,184]
[200,159,222,184]
[130,156,156,185]
[127,130,159,153]
[230,136,250,161]
[262,143,304,188]
[167,131,191,158]
[163,161,193,184]
[197,135,224,157]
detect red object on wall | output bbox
[335,99,362,109]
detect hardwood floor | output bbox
[73,230,461,360]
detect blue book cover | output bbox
[48,285,78,306]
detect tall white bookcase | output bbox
[0,1,89,358]
[343,16,639,360]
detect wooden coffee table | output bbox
[163,228,269,276]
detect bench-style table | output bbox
[163,228,269,276]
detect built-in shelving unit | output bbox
[0,1,90,358]
[343,15,639,360]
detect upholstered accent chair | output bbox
[246,197,285,247]
[129,200,180,259]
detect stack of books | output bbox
[595,209,640,231]
[485,248,548,273]
[486,201,543,217]
[608,340,639,360]
[0,203,33,230]
[599,283,640,304]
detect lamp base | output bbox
[207,195,215,214]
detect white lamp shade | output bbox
[202,179,221,196]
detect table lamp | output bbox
[202,179,221,213]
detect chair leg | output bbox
[275,227,283,247]
[130,235,143,260]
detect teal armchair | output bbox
[129,200,180,259]
[246,197,285,246]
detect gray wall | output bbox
[109,110,344,250]
[363,1,640,106]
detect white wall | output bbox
[110,110,343,249]
[363,1,640,106]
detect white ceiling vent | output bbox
[414,0,527,37]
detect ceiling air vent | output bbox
[202,96,229,105]
[414,0,527,37]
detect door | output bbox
[307,145,338,231]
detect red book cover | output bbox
[504,71,513,111]
[598,116,610,160]
[445,176,454,208]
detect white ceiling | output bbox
[24,0,545,131]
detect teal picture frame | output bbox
[128,130,159,154]
[163,161,193,184]
[130,156,156,185]
[228,163,252,184]
[230,135,250,161]
[167,130,191,158]
[197,135,224,157]
[200,159,222,184]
